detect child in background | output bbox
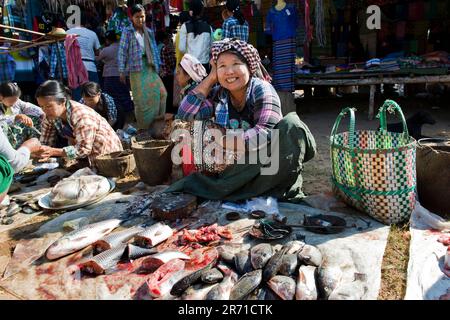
[158,31,177,114]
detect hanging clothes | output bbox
[0,51,16,83]
[49,42,68,81]
[107,7,132,34]
[64,35,89,89]
[145,0,167,33]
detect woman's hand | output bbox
[37,146,64,162]
[207,58,218,84]
[21,138,41,155]
[15,114,33,127]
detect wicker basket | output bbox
[330,100,417,225]
[95,150,136,178]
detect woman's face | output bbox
[175,66,191,88]
[82,93,101,109]
[132,11,146,29]
[216,52,250,93]
[0,95,18,108]
[36,96,66,120]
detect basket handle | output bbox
[376,100,409,137]
[330,107,357,148]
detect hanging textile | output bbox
[64,35,88,89]
[315,0,326,47]
[0,50,16,83]
[304,0,312,62]
[49,42,68,81]
[144,0,167,33]
[107,7,132,34]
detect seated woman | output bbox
[175,53,208,106]
[35,80,123,166]
[80,82,124,130]
[167,38,317,202]
[0,82,45,148]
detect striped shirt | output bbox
[0,99,44,125]
[40,101,123,164]
[222,16,250,42]
[80,93,117,126]
[178,77,283,149]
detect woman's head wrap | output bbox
[211,38,271,81]
[180,54,208,83]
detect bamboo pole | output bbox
[0,23,46,36]
[0,36,32,44]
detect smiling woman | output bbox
[35,80,123,166]
[167,39,317,202]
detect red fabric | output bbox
[181,144,196,176]
[170,0,183,12]
[64,35,89,89]
[408,1,425,21]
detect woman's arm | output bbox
[118,30,130,78]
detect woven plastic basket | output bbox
[330,100,417,225]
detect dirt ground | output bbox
[0,90,449,300]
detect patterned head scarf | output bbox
[180,54,207,83]
[211,38,271,81]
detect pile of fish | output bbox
[0,194,43,225]
[49,175,111,207]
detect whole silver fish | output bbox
[262,245,289,282]
[93,226,144,253]
[229,269,262,300]
[134,222,173,248]
[201,268,224,284]
[182,283,218,300]
[206,264,238,300]
[126,244,158,260]
[46,219,121,260]
[297,244,323,267]
[296,265,318,300]
[279,254,298,276]
[79,244,127,275]
[250,243,273,269]
[267,275,296,300]
[285,240,306,255]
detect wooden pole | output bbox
[0,36,32,44]
[0,24,46,36]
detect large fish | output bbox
[297,244,323,267]
[146,259,186,298]
[206,264,238,300]
[46,219,121,260]
[170,248,218,296]
[296,265,318,300]
[229,269,262,300]
[267,275,296,300]
[134,222,173,248]
[78,244,127,275]
[234,250,252,275]
[316,265,343,299]
[141,250,191,273]
[250,243,273,270]
[262,245,289,282]
[201,268,224,284]
[93,226,144,253]
[279,254,298,276]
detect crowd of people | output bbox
[0,0,316,203]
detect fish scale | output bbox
[93,226,144,253]
[79,244,128,275]
[134,222,173,248]
[126,244,158,260]
[229,269,262,300]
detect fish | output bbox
[134,222,173,248]
[146,259,186,298]
[316,265,343,299]
[46,219,122,260]
[182,284,218,300]
[126,244,158,260]
[206,263,238,300]
[217,245,236,265]
[170,248,219,296]
[296,265,318,300]
[229,269,262,300]
[297,244,323,267]
[267,275,296,300]
[328,274,367,300]
[264,287,282,300]
[93,226,144,253]
[279,254,298,276]
[201,268,224,284]
[78,244,127,275]
[234,250,252,275]
[250,243,273,269]
[262,245,289,282]
[285,240,306,255]
[49,175,110,207]
[141,250,191,273]
[246,287,266,300]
